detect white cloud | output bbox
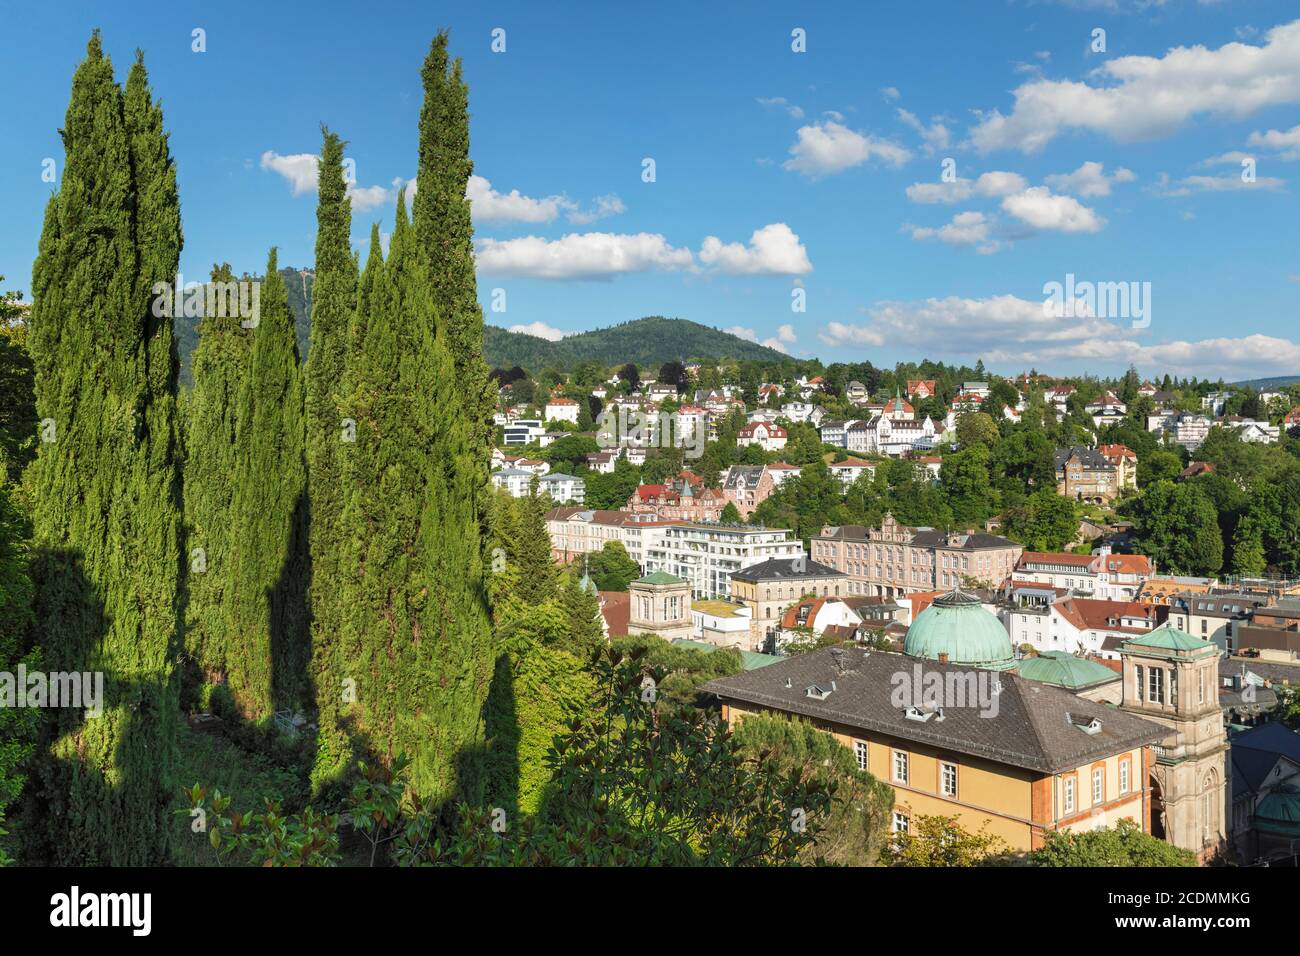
[881,87,901,101]
[466,175,570,223]
[783,121,911,177]
[261,151,403,214]
[970,19,1300,153]
[905,170,1029,204]
[908,211,1000,253]
[567,194,626,225]
[1044,161,1136,197]
[507,321,571,341]
[1247,123,1300,159]
[1001,186,1105,232]
[974,170,1029,197]
[1200,150,1256,166]
[818,292,1300,377]
[897,109,951,155]
[698,223,813,275]
[757,96,805,120]
[473,232,694,279]
[1153,171,1287,196]
[260,151,319,194]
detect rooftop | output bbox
[704,647,1166,774]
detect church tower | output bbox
[1118,625,1227,862]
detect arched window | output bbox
[1201,770,1220,846]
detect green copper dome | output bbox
[1255,785,1300,836]
[1013,651,1118,690]
[904,590,1016,670]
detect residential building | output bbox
[1227,722,1300,864]
[538,472,585,504]
[818,419,850,447]
[829,457,877,489]
[811,513,1023,599]
[1165,591,1271,655]
[845,380,869,403]
[1224,417,1280,443]
[1086,392,1127,429]
[1013,549,1154,601]
[502,419,544,445]
[543,397,580,424]
[1055,446,1119,504]
[490,468,535,497]
[626,478,725,522]
[1202,391,1232,417]
[729,557,848,646]
[585,450,619,473]
[1097,443,1138,492]
[780,401,823,424]
[907,379,937,399]
[737,420,788,452]
[641,523,805,601]
[544,507,634,563]
[1004,595,1161,660]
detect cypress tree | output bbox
[226,251,308,719]
[305,129,357,790]
[27,37,184,864]
[413,36,496,799]
[335,193,491,798]
[413,31,494,521]
[183,263,249,681]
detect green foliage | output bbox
[609,634,743,711]
[0,482,39,833]
[884,813,1010,866]
[184,264,250,681]
[305,128,358,794]
[1126,480,1225,576]
[732,713,893,865]
[585,540,641,592]
[484,317,789,371]
[720,501,742,524]
[226,252,308,718]
[26,37,184,864]
[330,193,493,802]
[1028,818,1196,867]
[1002,488,1078,552]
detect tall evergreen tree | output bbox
[305,129,358,791]
[26,37,184,864]
[226,251,308,718]
[183,263,249,680]
[335,194,491,798]
[413,31,494,544]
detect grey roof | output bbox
[539,472,582,482]
[820,522,1018,552]
[704,647,1166,774]
[723,465,765,490]
[1229,723,1300,794]
[1054,445,1113,470]
[730,557,844,583]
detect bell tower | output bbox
[1118,625,1227,862]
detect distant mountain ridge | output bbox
[484,316,790,370]
[180,288,787,384]
[1231,375,1300,390]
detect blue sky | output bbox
[2,0,1298,379]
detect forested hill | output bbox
[484,316,789,370]
[178,266,313,384]
[181,292,784,383]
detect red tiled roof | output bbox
[1019,551,1096,568]
[598,591,630,636]
[1098,443,1136,461]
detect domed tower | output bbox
[903,589,1016,671]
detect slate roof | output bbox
[722,465,765,490]
[704,647,1166,774]
[1229,722,1300,794]
[730,557,845,583]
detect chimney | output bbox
[938,653,949,664]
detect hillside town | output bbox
[491,357,1300,864]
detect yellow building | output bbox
[705,593,1168,853]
